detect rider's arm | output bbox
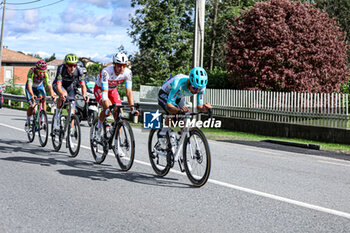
[78,67,88,100]
[27,69,35,98]
[125,88,135,111]
[100,69,109,106]
[125,70,135,111]
[56,76,65,98]
[166,78,181,113]
[55,66,65,98]
[196,88,211,112]
[44,72,55,98]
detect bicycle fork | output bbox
[174,129,189,172]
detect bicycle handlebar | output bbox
[108,103,141,115]
[167,108,213,118]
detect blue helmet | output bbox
[189,67,208,89]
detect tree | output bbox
[27,53,42,59]
[315,0,350,62]
[87,63,103,77]
[129,0,194,85]
[226,0,349,93]
[45,53,56,63]
[204,0,242,71]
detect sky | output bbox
[0,0,138,63]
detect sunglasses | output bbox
[191,85,200,91]
[67,63,77,68]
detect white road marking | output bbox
[318,160,350,167]
[1,122,350,220]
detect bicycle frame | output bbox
[32,97,46,128]
[162,113,197,171]
[56,98,74,141]
[99,103,139,148]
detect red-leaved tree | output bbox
[226,0,349,93]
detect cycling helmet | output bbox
[189,67,208,89]
[36,60,47,70]
[113,52,128,65]
[64,53,78,64]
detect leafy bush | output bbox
[226,0,349,92]
[206,67,234,89]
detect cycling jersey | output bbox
[53,64,85,88]
[160,74,206,106]
[27,67,51,87]
[95,65,132,90]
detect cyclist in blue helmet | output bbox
[157,66,212,136]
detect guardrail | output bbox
[2,93,161,116]
[4,93,350,129]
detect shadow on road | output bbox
[0,138,193,188]
[218,140,350,161]
[0,138,56,156]
[57,168,193,188]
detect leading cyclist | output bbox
[157,66,212,136]
[52,54,88,129]
[93,52,140,142]
[25,60,56,132]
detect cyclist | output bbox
[52,54,88,129]
[157,66,212,136]
[25,60,56,132]
[93,52,140,142]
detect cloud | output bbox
[56,23,100,34]
[76,0,131,8]
[111,8,134,27]
[7,23,37,36]
[24,10,39,24]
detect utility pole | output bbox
[192,0,205,113]
[0,0,7,83]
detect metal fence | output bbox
[140,85,350,129]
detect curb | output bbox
[261,139,321,150]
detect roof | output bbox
[2,48,39,62]
[47,59,64,66]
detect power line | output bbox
[7,0,41,5]
[6,0,63,10]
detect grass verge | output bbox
[130,122,350,155]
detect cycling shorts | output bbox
[158,89,185,114]
[52,82,75,100]
[25,82,46,104]
[94,85,122,106]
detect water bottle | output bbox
[106,124,111,138]
[60,116,65,128]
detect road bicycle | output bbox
[90,103,139,171]
[51,97,81,157]
[26,96,50,147]
[148,110,212,187]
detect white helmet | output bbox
[113,52,128,65]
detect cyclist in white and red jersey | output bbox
[94,52,140,141]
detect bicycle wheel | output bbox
[112,120,135,171]
[148,129,171,177]
[27,116,35,143]
[38,110,49,147]
[51,110,63,152]
[88,111,97,127]
[90,118,108,164]
[183,127,211,187]
[67,114,81,157]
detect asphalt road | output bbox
[0,108,350,232]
